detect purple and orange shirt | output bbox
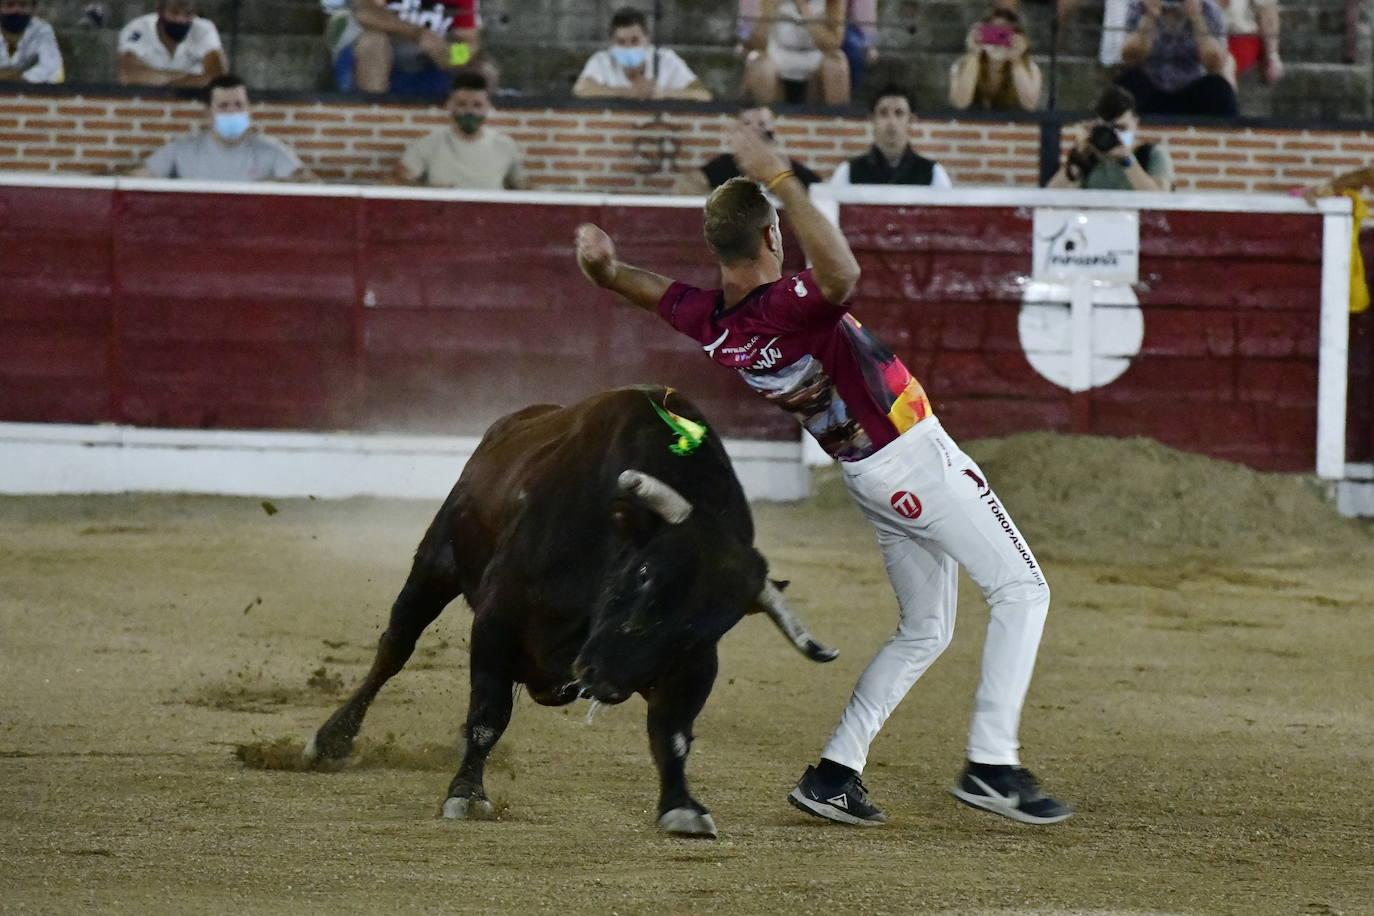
[657,269,932,462]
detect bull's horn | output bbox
[617,470,692,524]
[756,580,838,663]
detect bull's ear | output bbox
[610,495,659,547]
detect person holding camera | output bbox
[1115,0,1236,116]
[1046,86,1174,191]
[948,7,1042,110]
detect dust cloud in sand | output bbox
[1,433,1370,915]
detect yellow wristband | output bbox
[764,169,795,190]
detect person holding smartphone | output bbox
[947,6,1042,110]
[1115,0,1236,115]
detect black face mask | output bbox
[1,12,32,33]
[160,17,192,42]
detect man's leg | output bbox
[917,429,1071,824]
[821,529,958,772]
[1174,73,1239,116]
[1114,66,1165,114]
[789,524,957,826]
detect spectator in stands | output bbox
[131,75,314,182]
[1221,0,1283,87]
[1046,85,1174,191]
[673,105,821,194]
[830,84,952,187]
[1115,0,1237,116]
[396,71,524,190]
[948,7,1042,110]
[739,0,850,106]
[573,6,711,101]
[333,0,493,96]
[0,0,63,83]
[1304,166,1374,204]
[117,0,226,88]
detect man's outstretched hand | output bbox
[575,223,618,288]
[729,122,791,186]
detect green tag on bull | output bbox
[646,393,708,457]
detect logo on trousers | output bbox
[889,491,922,519]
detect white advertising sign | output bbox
[1032,208,1140,284]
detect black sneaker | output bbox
[787,765,887,826]
[951,762,1073,825]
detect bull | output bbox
[304,385,835,838]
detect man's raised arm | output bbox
[730,124,860,304]
[575,223,676,312]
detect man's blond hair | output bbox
[703,177,775,266]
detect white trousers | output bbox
[821,416,1051,770]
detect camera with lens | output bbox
[1088,124,1121,153]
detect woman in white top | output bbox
[740,0,850,106]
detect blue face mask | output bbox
[213,111,251,141]
[610,46,647,70]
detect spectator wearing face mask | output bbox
[131,75,313,182]
[573,6,711,101]
[396,70,525,189]
[118,0,227,88]
[0,0,63,83]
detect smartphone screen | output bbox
[978,25,1014,46]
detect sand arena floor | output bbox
[1,434,1371,915]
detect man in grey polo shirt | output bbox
[133,74,314,181]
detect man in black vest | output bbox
[829,84,952,188]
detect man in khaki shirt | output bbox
[396,71,524,190]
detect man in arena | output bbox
[572,122,1073,828]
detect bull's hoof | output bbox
[658,807,717,839]
[441,795,495,820]
[302,732,353,765]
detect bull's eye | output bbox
[636,564,652,588]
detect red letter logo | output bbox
[890,491,922,519]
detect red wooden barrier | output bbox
[0,185,1340,470]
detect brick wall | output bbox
[0,93,1368,193]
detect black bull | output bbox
[305,386,835,837]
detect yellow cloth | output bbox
[1345,190,1369,314]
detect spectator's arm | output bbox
[1010,58,1042,109]
[22,25,64,83]
[1258,1,1280,51]
[354,0,426,39]
[1118,10,1157,67]
[660,79,712,101]
[163,50,226,89]
[1188,4,1227,74]
[743,0,781,51]
[1122,157,1167,191]
[572,76,630,98]
[1045,163,1079,189]
[947,55,979,109]
[395,138,428,185]
[118,51,175,85]
[803,0,846,54]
